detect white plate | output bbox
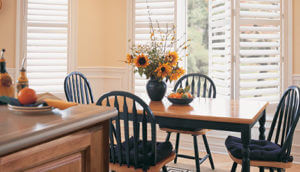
[8,104,53,112]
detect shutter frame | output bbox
[209,0,233,98]
[236,0,282,103]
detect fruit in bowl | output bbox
[167,86,194,105]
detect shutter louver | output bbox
[237,0,282,103]
[134,0,176,97]
[25,0,69,94]
[209,0,232,98]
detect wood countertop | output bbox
[0,104,117,156]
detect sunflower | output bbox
[165,51,179,66]
[155,63,172,78]
[170,67,185,81]
[126,53,134,64]
[134,54,149,68]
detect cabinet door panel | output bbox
[25,153,82,172]
[0,130,90,171]
[0,122,109,172]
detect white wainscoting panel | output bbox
[292,74,300,163]
[293,74,300,85]
[77,66,133,101]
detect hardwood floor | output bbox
[165,150,300,172]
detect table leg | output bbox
[259,110,266,171]
[259,110,266,140]
[241,127,251,172]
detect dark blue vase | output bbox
[146,77,166,101]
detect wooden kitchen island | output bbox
[0,104,117,172]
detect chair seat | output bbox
[225,136,293,162]
[160,128,210,135]
[228,152,293,169]
[110,137,173,169]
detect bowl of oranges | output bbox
[167,86,194,105]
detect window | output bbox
[131,0,286,103]
[19,0,70,95]
[187,0,209,75]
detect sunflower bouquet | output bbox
[125,24,189,83]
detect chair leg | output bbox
[165,132,171,142]
[259,167,264,172]
[277,169,282,172]
[231,162,237,172]
[193,135,200,172]
[202,134,215,170]
[270,168,274,172]
[174,133,180,164]
[162,165,168,172]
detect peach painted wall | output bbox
[293,0,300,74]
[77,0,127,67]
[0,0,16,68]
[0,0,127,69]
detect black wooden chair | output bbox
[97,91,175,172]
[226,86,300,172]
[160,73,216,172]
[64,71,94,104]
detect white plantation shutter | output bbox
[209,0,283,102]
[208,0,232,98]
[25,0,69,94]
[134,0,176,97]
[236,0,282,103]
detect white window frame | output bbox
[127,0,135,93]
[127,0,293,104]
[284,0,293,88]
[15,0,78,97]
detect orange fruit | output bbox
[168,93,176,98]
[175,93,182,99]
[18,88,37,105]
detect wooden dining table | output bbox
[104,95,268,172]
[144,97,269,172]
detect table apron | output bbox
[155,116,252,132]
[114,112,266,133]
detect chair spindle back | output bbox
[64,71,94,104]
[268,86,300,161]
[97,91,157,170]
[174,73,216,98]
